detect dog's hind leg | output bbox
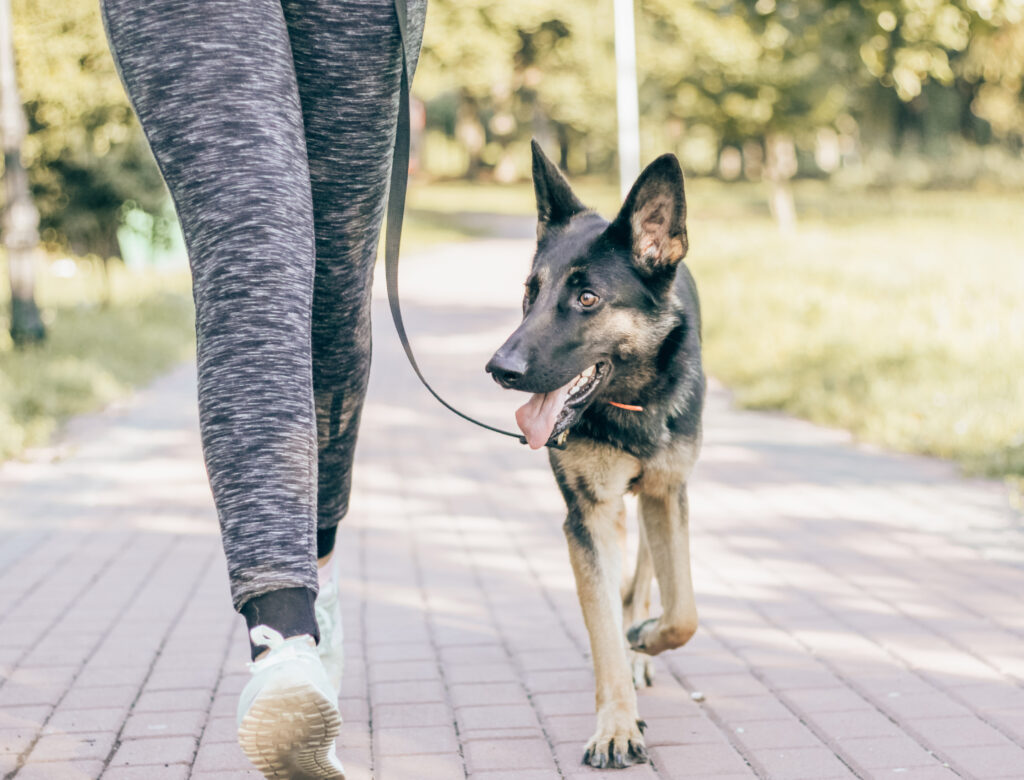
[622,520,655,688]
[627,485,699,656]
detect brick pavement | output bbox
[1,239,1023,779]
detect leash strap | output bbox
[385,0,527,445]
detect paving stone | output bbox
[457,703,541,732]
[783,687,874,715]
[748,746,856,779]
[730,719,825,750]
[464,737,557,772]
[944,741,1024,778]
[908,715,1009,748]
[109,735,199,766]
[649,743,753,777]
[16,760,105,779]
[60,685,138,711]
[368,660,441,683]
[192,740,254,772]
[0,706,50,730]
[132,688,213,713]
[120,709,206,740]
[374,725,459,756]
[25,731,115,763]
[450,682,528,708]
[811,709,906,740]
[370,680,446,705]
[373,702,452,728]
[43,708,125,735]
[838,735,941,770]
[103,767,191,780]
[375,754,464,779]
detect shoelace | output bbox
[247,626,317,672]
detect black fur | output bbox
[551,461,595,554]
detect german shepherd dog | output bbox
[486,141,704,769]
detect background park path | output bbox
[1,239,1023,780]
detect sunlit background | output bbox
[2,0,1022,500]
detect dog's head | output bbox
[486,140,689,449]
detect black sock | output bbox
[316,525,338,560]
[240,586,319,661]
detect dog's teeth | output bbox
[568,386,579,395]
[583,365,595,378]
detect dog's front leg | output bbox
[628,485,699,656]
[563,497,648,768]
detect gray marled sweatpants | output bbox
[101,0,426,612]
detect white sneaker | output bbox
[237,626,345,780]
[315,567,345,693]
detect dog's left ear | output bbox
[532,139,587,240]
[607,154,687,275]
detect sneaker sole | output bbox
[238,678,345,780]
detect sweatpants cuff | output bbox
[239,586,319,660]
[316,525,338,559]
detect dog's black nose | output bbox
[486,352,527,388]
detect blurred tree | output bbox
[419,0,620,179]
[12,0,167,267]
[637,0,862,227]
[0,0,1018,259]
[962,12,1024,146]
[1,0,43,344]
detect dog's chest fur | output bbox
[552,430,700,502]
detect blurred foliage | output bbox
[418,0,1024,183]
[12,0,167,261]
[7,0,1024,248]
[0,263,194,459]
[686,183,1024,483]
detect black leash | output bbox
[386,0,527,445]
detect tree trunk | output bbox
[455,92,485,181]
[557,123,571,171]
[0,0,44,345]
[764,133,797,236]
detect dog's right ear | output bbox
[532,139,587,240]
[606,154,687,277]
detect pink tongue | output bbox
[515,383,571,450]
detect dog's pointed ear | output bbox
[532,139,587,240]
[607,154,688,275]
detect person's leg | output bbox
[281,0,427,556]
[99,0,321,646]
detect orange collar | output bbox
[607,401,644,412]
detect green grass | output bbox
[0,262,195,459]
[687,190,1024,485]
[407,177,1024,490]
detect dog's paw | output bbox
[626,617,659,654]
[628,614,697,656]
[630,651,654,689]
[581,712,648,769]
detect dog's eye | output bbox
[579,291,600,308]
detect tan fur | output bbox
[630,189,685,267]
[667,237,685,262]
[553,432,701,766]
[605,301,683,379]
